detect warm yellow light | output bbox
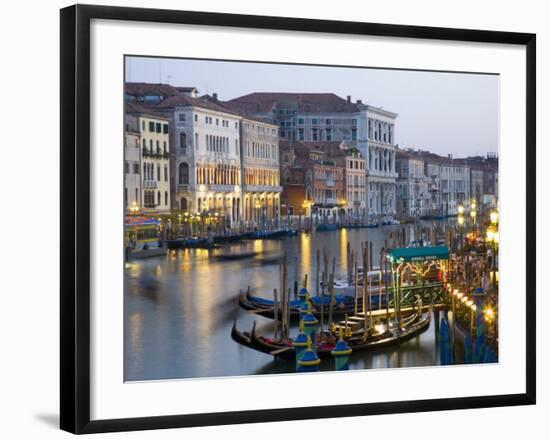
[470,210,477,219]
[490,210,499,225]
[486,229,494,243]
[457,215,464,226]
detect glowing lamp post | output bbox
[129,201,139,217]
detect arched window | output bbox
[163,141,167,154]
[142,138,147,153]
[157,191,161,206]
[180,132,187,150]
[156,140,160,154]
[165,191,168,206]
[178,162,189,185]
[180,197,187,211]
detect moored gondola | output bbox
[231,312,431,361]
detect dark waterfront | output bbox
[125,226,454,381]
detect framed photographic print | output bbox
[60,4,536,434]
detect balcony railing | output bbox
[144,180,157,189]
[143,149,169,159]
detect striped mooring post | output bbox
[297,336,321,372]
[299,299,309,322]
[298,287,309,304]
[331,327,352,371]
[292,320,309,371]
[302,308,319,351]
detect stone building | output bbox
[124,103,171,214]
[279,141,345,220]
[395,150,430,218]
[124,108,142,210]
[229,92,398,219]
[154,93,243,224]
[334,146,367,220]
[222,100,282,225]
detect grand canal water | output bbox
[124,226,451,381]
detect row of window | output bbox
[243,168,280,187]
[142,120,169,134]
[142,138,168,155]
[348,159,365,170]
[124,188,169,208]
[297,118,357,126]
[244,140,277,160]
[346,174,366,187]
[181,163,241,186]
[143,190,169,208]
[368,120,393,144]
[143,162,169,182]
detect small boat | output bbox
[165,237,212,249]
[363,223,379,228]
[316,223,338,232]
[251,229,296,239]
[231,312,430,360]
[238,289,389,321]
[212,251,259,261]
[213,232,253,244]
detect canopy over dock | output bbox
[388,246,449,263]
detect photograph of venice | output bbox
[124,57,499,381]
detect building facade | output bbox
[124,113,142,210]
[155,94,243,224]
[362,106,398,218]
[239,117,282,226]
[229,93,398,219]
[395,150,430,218]
[125,103,171,214]
[338,147,367,220]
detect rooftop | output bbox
[229,92,361,114]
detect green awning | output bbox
[388,246,449,263]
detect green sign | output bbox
[388,246,449,263]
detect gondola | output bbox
[231,312,431,360]
[238,289,389,321]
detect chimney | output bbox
[213,93,218,101]
[356,99,362,105]
[346,95,351,104]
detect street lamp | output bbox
[457,204,464,215]
[129,201,139,216]
[490,210,499,225]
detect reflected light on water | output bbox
[125,227,452,381]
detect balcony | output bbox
[143,149,169,159]
[144,180,157,189]
[244,184,283,193]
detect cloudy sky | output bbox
[126,56,499,157]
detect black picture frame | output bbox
[60,4,536,434]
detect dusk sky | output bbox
[126,56,499,158]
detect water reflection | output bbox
[125,227,446,381]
